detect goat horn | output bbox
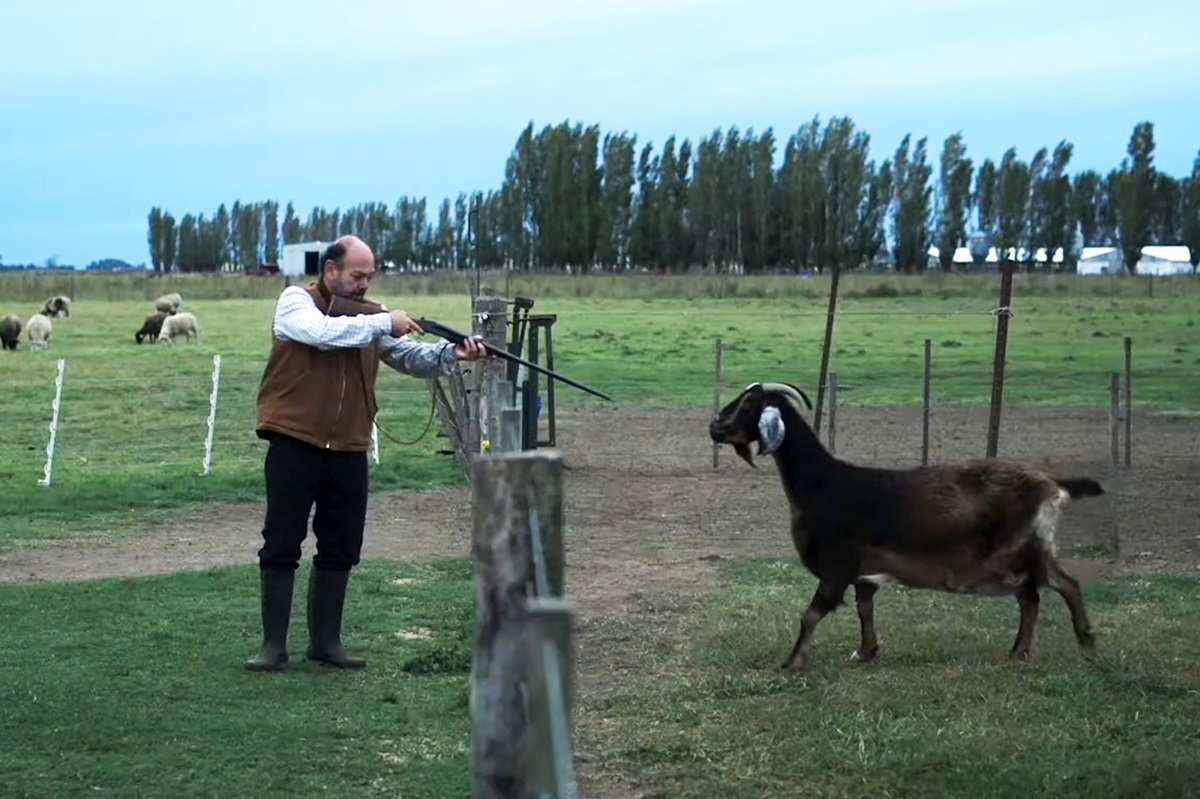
[758,382,813,412]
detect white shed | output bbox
[1078,245,1193,275]
[1078,247,1122,275]
[281,241,329,278]
[1138,246,1192,275]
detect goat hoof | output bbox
[850,647,878,663]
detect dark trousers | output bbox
[258,433,369,573]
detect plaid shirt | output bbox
[272,286,455,378]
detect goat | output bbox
[708,381,1102,672]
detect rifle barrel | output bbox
[417,318,613,401]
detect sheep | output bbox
[155,292,182,315]
[1,313,22,350]
[708,381,1103,672]
[40,295,72,318]
[26,313,52,350]
[135,311,168,344]
[156,311,198,343]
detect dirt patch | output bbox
[2,402,1197,797]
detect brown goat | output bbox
[709,382,1103,672]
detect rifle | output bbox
[417,318,613,402]
[321,293,613,401]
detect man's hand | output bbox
[453,335,490,361]
[389,310,423,337]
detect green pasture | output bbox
[0,558,475,799]
[2,271,1198,540]
[2,553,1197,799]
[585,556,1200,799]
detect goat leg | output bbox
[1010,581,1041,660]
[781,583,844,672]
[852,581,880,662]
[1046,562,1096,652]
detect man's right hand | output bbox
[389,310,423,337]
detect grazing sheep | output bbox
[709,381,1103,671]
[156,311,198,343]
[1,313,22,350]
[26,313,52,349]
[40,295,72,318]
[135,311,168,344]
[155,292,182,315]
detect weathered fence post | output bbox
[1109,373,1120,471]
[474,293,508,454]
[922,338,932,466]
[813,265,841,436]
[202,354,222,475]
[471,450,567,799]
[827,372,838,455]
[985,260,1015,458]
[1124,336,1132,467]
[712,336,723,469]
[39,358,66,487]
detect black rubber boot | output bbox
[244,567,294,672]
[306,567,367,670]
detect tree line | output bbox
[146,118,1200,276]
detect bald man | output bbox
[246,235,488,672]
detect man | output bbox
[246,234,488,672]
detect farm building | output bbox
[280,241,329,277]
[1078,245,1194,275]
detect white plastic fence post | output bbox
[371,423,380,466]
[202,354,222,475]
[39,358,66,487]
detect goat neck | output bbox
[768,399,837,499]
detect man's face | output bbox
[324,247,376,300]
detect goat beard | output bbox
[733,442,757,468]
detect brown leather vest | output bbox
[255,283,384,451]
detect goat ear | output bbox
[733,442,756,467]
[757,405,786,455]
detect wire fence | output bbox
[5,354,450,487]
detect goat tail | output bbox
[1056,477,1105,498]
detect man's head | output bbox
[320,235,376,300]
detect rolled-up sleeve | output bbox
[273,286,392,348]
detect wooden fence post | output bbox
[1124,337,1132,467]
[986,260,1015,458]
[922,338,932,466]
[712,337,723,469]
[474,293,508,455]
[1109,373,1120,471]
[813,265,841,436]
[827,372,838,455]
[470,451,566,799]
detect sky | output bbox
[2,0,1198,268]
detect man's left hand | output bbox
[453,335,491,361]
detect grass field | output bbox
[3,554,1197,799]
[2,270,1198,541]
[585,557,1200,799]
[0,558,475,799]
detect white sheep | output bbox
[157,311,199,344]
[26,313,52,349]
[155,292,182,315]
